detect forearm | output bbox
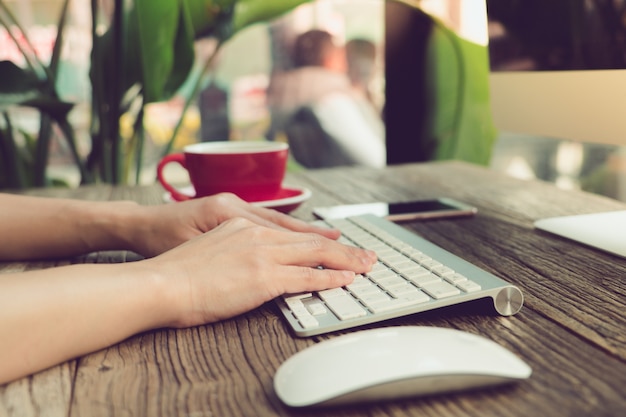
[0,194,145,260]
[0,261,172,385]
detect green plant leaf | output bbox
[233,0,311,32]
[0,61,74,120]
[163,2,197,98]
[0,112,27,188]
[94,0,197,105]
[423,17,496,165]
[48,0,70,77]
[181,0,310,47]
[129,0,196,103]
[185,0,233,38]
[0,61,42,96]
[24,97,74,121]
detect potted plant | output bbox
[0,0,310,188]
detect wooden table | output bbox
[1,161,625,417]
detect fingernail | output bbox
[342,271,356,281]
[359,257,374,270]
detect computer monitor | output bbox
[486,0,626,146]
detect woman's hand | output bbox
[0,193,377,384]
[0,192,341,260]
[144,216,377,327]
[128,193,343,257]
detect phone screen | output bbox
[388,200,461,215]
[313,198,477,221]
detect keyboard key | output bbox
[366,241,391,251]
[338,237,357,246]
[348,283,383,297]
[420,259,443,270]
[393,262,428,276]
[307,302,328,316]
[291,304,310,318]
[298,315,320,329]
[368,292,430,313]
[375,277,410,292]
[444,273,468,284]
[421,281,461,299]
[456,280,482,293]
[346,275,373,288]
[283,292,313,304]
[324,295,367,320]
[408,252,432,263]
[367,269,398,281]
[431,265,455,277]
[358,292,392,307]
[395,243,415,253]
[318,288,348,299]
[386,283,421,298]
[283,295,310,311]
[285,299,320,329]
[380,253,411,265]
[370,262,389,273]
[405,272,441,287]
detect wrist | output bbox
[124,260,177,330]
[76,200,146,253]
[134,257,188,329]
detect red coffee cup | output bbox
[157,141,289,202]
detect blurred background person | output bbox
[266,29,385,168]
[345,38,379,109]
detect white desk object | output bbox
[534,210,626,258]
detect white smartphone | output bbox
[313,197,477,222]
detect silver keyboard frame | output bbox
[276,214,524,337]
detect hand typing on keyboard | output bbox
[277,214,524,336]
[0,193,378,385]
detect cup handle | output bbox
[157,154,195,202]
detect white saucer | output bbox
[162,185,312,213]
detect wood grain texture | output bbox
[2,161,625,416]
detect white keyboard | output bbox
[276,214,524,336]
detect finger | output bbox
[279,265,357,294]
[274,215,342,239]
[205,192,342,239]
[234,203,342,239]
[253,207,336,234]
[272,233,376,273]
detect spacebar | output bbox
[319,290,367,320]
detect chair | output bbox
[284,106,363,168]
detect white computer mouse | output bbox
[274,326,531,408]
